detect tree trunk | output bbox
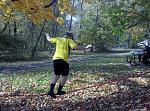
[90,43,94,52]
[92,0,101,52]
[78,0,84,39]
[9,23,11,37]
[79,0,83,29]
[44,34,47,48]
[31,23,34,46]
[1,22,9,34]
[31,22,46,58]
[68,0,75,31]
[92,1,100,47]
[69,16,73,31]
[14,21,17,37]
[24,23,34,52]
[52,23,57,37]
[51,1,59,37]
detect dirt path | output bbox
[0,54,101,74]
[0,51,133,74]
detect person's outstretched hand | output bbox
[46,33,50,41]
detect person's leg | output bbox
[59,76,68,86]
[51,74,60,84]
[57,76,68,95]
[57,61,69,95]
[49,74,60,92]
[48,60,61,98]
[48,75,60,98]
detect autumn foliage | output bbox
[0,0,74,25]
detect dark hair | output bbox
[66,31,74,40]
[66,31,73,36]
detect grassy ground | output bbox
[0,53,150,111]
[0,53,149,94]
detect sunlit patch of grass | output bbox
[71,56,149,75]
[0,69,52,94]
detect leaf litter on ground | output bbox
[0,72,150,111]
[1,55,150,111]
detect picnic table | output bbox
[127,50,144,66]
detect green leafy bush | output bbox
[0,33,25,61]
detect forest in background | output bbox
[0,0,150,61]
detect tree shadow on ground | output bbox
[52,76,150,111]
[0,74,149,111]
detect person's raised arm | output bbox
[46,33,51,42]
[68,39,87,50]
[73,45,85,50]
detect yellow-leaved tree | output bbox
[0,0,75,25]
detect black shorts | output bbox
[53,59,69,76]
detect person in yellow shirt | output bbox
[46,32,77,98]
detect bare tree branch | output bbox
[44,0,57,8]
